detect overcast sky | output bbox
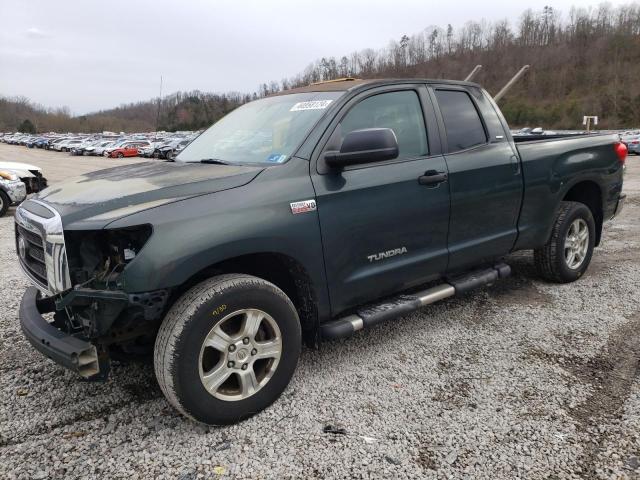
[0,0,630,114]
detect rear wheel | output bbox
[154,274,301,425]
[0,190,9,217]
[165,150,174,160]
[534,201,595,283]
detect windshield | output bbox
[176,92,343,164]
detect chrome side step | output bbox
[320,263,510,340]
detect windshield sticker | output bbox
[266,154,287,163]
[290,100,333,111]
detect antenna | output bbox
[155,75,163,141]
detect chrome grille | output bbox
[14,200,71,295]
[16,224,48,287]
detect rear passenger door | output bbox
[312,85,450,315]
[430,85,523,271]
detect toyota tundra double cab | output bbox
[15,78,626,425]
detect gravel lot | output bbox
[0,144,639,479]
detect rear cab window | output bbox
[435,89,487,152]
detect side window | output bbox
[435,89,487,152]
[338,90,428,158]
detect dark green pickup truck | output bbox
[15,78,627,424]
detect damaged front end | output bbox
[16,200,169,381]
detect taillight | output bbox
[633,140,639,144]
[615,142,628,165]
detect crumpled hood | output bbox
[35,161,264,228]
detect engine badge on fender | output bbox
[290,199,317,215]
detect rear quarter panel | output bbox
[514,134,624,250]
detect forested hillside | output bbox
[0,91,251,133]
[269,3,640,129]
[2,3,640,132]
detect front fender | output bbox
[106,158,331,319]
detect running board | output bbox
[320,263,511,340]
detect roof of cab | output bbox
[276,77,481,95]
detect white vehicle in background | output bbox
[53,138,75,151]
[0,161,48,217]
[94,141,118,156]
[61,139,84,153]
[85,140,114,156]
[0,173,26,216]
[0,161,48,196]
[140,141,165,158]
[70,138,98,156]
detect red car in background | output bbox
[108,141,151,158]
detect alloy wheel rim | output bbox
[564,218,589,269]
[198,308,282,401]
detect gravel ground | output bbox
[0,145,639,479]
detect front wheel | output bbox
[154,274,301,425]
[117,152,124,158]
[534,201,595,283]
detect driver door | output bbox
[311,86,450,315]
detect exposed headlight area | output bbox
[65,225,152,288]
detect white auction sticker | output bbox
[290,100,333,111]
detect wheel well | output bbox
[563,181,603,246]
[174,253,319,348]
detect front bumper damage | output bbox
[20,287,103,378]
[19,286,169,381]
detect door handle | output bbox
[418,170,448,186]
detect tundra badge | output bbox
[367,247,408,262]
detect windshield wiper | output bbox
[199,158,229,165]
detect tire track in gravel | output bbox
[0,397,158,448]
[0,363,163,448]
[527,314,640,477]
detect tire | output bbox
[534,201,595,283]
[154,274,301,425]
[117,152,124,158]
[165,150,174,160]
[0,190,9,217]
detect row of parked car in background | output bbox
[0,131,200,160]
[621,130,640,155]
[0,130,201,217]
[2,127,639,162]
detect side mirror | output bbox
[324,128,399,169]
